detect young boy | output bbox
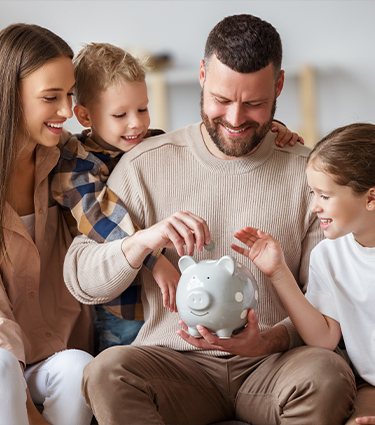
[52,43,179,353]
[53,42,299,353]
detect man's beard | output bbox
[200,91,276,158]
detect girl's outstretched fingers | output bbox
[232,227,259,256]
[233,227,259,244]
[231,242,249,258]
[232,227,286,278]
[232,227,270,260]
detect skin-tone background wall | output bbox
[1,0,374,146]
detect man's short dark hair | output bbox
[204,14,282,75]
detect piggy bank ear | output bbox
[216,255,237,275]
[178,256,198,273]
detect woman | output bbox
[0,23,93,425]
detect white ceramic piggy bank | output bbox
[176,255,258,339]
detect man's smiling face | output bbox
[199,55,284,159]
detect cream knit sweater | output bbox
[64,122,323,354]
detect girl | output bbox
[231,122,375,425]
[0,24,93,425]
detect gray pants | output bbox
[82,345,356,425]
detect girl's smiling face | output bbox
[18,56,74,149]
[307,163,375,247]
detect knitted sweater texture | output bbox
[64,122,323,354]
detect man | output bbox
[65,14,356,425]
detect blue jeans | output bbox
[94,305,144,353]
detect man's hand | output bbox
[271,121,304,147]
[177,309,289,356]
[122,211,211,269]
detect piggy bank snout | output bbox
[186,291,211,310]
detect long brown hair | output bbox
[0,23,73,261]
[307,123,375,194]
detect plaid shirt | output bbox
[52,129,164,321]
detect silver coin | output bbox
[204,240,215,252]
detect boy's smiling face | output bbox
[81,80,150,152]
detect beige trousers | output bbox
[82,345,356,425]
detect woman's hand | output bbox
[21,363,51,425]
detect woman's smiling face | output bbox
[18,56,74,149]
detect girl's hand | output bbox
[152,254,180,312]
[231,227,286,278]
[356,417,375,424]
[271,121,304,147]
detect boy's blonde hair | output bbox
[73,42,149,107]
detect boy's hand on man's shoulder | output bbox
[271,120,304,147]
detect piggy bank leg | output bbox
[188,326,202,338]
[216,329,232,339]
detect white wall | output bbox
[1,0,375,142]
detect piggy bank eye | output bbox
[206,276,210,279]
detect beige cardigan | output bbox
[0,143,92,366]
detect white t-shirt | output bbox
[306,233,375,385]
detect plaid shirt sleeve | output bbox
[52,131,162,271]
